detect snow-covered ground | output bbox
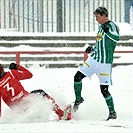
[0,64,133,132]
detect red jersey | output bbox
[0,65,33,115]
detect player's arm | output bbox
[9,62,33,80]
[101,23,120,42]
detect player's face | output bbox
[94,14,104,24]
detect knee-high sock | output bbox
[45,94,64,117]
[105,95,115,113]
[74,81,82,101]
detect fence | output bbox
[1,0,133,33]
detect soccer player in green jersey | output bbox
[73,6,120,120]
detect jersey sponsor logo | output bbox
[96,33,102,41]
[10,91,24,102]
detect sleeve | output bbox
[11,65,33,80]
[106,22,120,42]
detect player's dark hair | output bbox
[93,6,108,17]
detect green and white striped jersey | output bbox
[90,21,120,64]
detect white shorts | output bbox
[79,56,112,85]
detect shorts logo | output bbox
[100,73,108,76]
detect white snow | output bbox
[0,65,133,132]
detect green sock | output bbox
[105,95,116,113]
[74,81,82,101]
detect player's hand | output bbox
[102,24,109,33]
[85,45,92,53]
[9,62,18,70]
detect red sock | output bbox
[45,94,64,119]
[55,108,64,118]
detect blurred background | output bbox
[0,0,133,33]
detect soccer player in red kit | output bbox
[0,63,71,121]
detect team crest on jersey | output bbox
[96,33,102,41]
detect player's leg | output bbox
[73,57,94,112]
[97,63,117,120]
[30,89,47,97]
[30,89,71,120]
[100,85,117,120]
[73,71,85,112]
[74,71,85,101]
[45,94,72,120]
[30,90,63,117]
